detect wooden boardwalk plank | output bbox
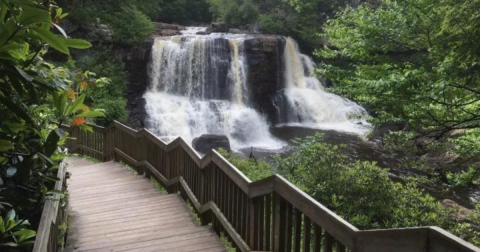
[65,158,225,252]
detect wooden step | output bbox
[65,159,225,252]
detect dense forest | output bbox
[1,0,480,250]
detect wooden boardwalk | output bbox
[65,157,226,252]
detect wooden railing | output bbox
[63,121,480,252]
[32,160,68,252]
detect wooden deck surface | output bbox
[65,157,226,252]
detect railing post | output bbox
[112,124,119,163]
[103,125,111,161]
[200,165,213,226]
[248,197,257,250]
[273,193,285,252]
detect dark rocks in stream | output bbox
[193,135,231,154]
[207,22,229,33]
[153,22,185,36]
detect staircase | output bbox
[64,157,226,252]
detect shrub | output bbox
[221,134,480,245]
[217,149,273,181]
[0,1,102,248]
[75,47,129,125]
[69,2,154,45]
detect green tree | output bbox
[0,1,102,249]
[319,0,480,139]
[208,0,259,29]
[75,47,129,125]
[68,0,155,45]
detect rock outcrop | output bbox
[192,135,231,154]
[124,30,292,128]
[207,22,229,33]
[112,40,154,128]
[153,22,185,37]
[81,24,114,43]
[244,36,286,124]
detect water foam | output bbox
[144,30,370,151]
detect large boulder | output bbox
[207,22,229,33]
[159,29,181,36]
[82,23,113,43]
[192,135,231,154]
[152,22,185,36]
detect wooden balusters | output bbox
[325,232,334,252]
[304,216,312,252]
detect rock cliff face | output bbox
[126,34,288,129]
[113,41,154,128]
[152,22,185,37]
[244,36,286,124]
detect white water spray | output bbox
[144,30,370,152]
[145,32,283,151]
[281,37,370,134]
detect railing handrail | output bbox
[32,160,67,252]
[65,121,480,252]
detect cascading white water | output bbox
[145,29,283,151]
[144,29,370,151]
[280,37,370,134]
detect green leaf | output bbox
[30,27,69,55]
[66,94,86,115]
[6,209,15,221]
[18,6,51,26]
[0,140,14,151]
[44,129,63,157]
[12,229,36,243]
[53,23,67,38]
[79,124,93,132]
[0,44,22,53]
[0,97,34,124]
[14,66,33,82]
[0,19,18,46]
[46,190,64,195]
[53,91,68,118]
[0,217,4,233]
[0,2,8,22]
[65,39,92,49]
[8,0,49,10]
[1,242,19,247]
[75,110,104,118]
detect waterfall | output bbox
[145,29,283,151]
[278,37,369,134]
[144,29,370,151]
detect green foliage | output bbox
[220,134,480,245]
[0,210,36,249]
[0,1,101,249]
[75,47,129,125]
[159,0,211,24]
[149,177,168,194]
[217,149,273,181]
[220,233,236,252]
[319,0,480,139]
[187,201,202,225]
[107,7,154,45]
[447,167,480,189]
[207,0,259,29]
[69,1,154,45]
